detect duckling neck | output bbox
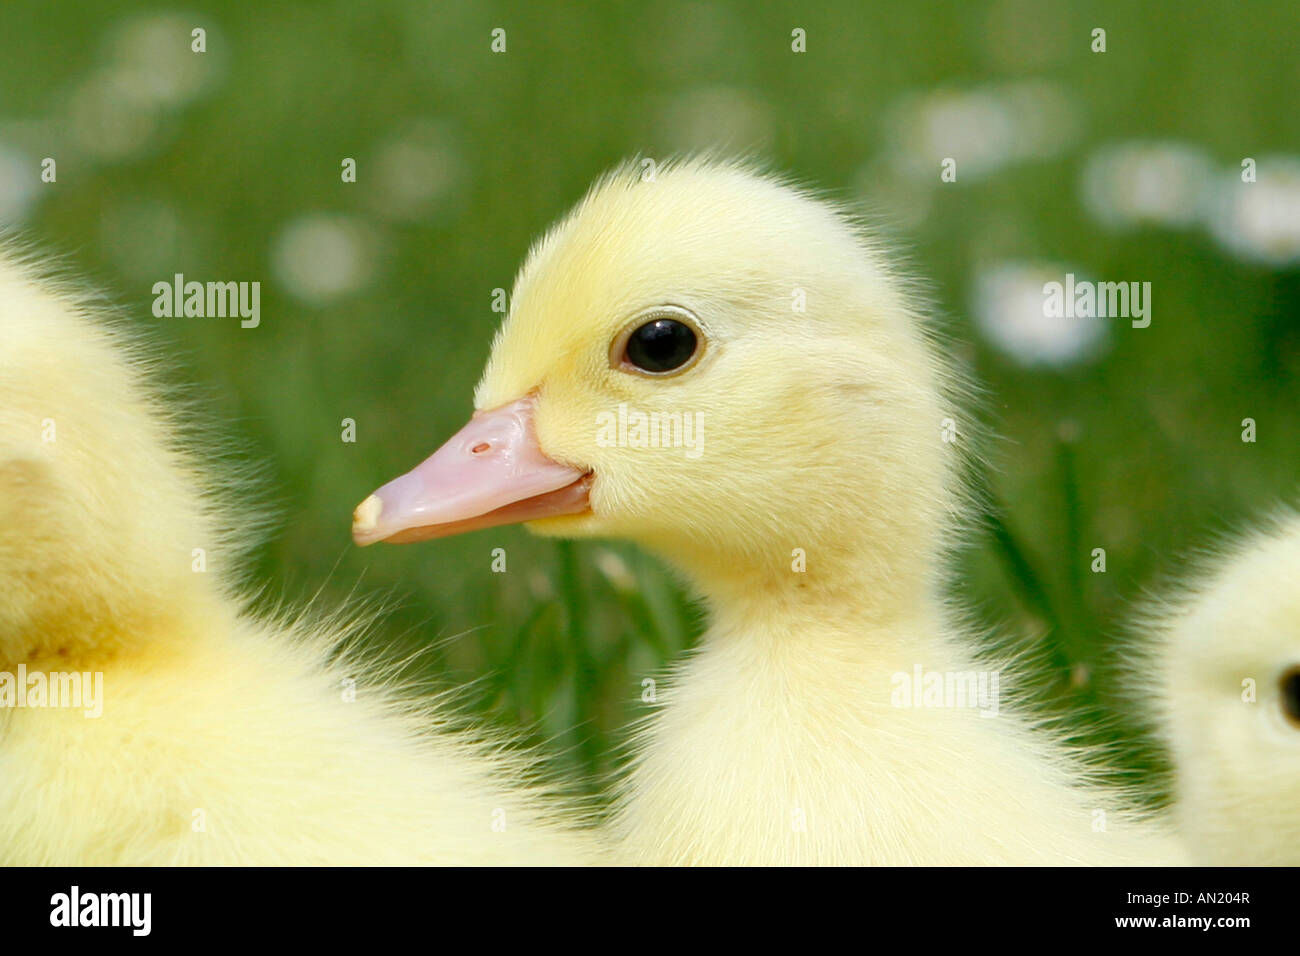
[670,535,948,645]
[702,577,956,673]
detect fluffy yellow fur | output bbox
[1135,511,1300,865]
[477,158,1185,864]
[0,251,603,864]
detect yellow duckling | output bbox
[355,158,1185,864]
[1136,511,1300,865]
[0,249,602,864]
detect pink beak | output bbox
[351,396,591,546]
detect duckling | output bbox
[1135,511,1300,865]
[0,249,603,865]
[354,158,1185,864]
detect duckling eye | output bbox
[615,307,702,376]
[1281,667,1300,727]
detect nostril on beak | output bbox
[471,442,491,455]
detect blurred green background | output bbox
[3,0,1298,800]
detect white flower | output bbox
[271,214,377,305]
[103,13,222,111]
[885,80,1080,182]
[1206,155,1300,267]
[368,120,466,223]
[971,262,1109,368]
[0,143,38,224]
[1080,141,1214,229]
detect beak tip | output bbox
[351,494,384,545]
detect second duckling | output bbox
[1135,510,1300,865]
[0,250,603,865]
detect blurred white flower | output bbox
[1206,155,1300,267]
[368,120,465,223]
[885,79,1080,181]
[972,261,1109,368]
[527,571,554,601]
[594,549,637,594]
[66,13,222,164]
[1080,141,1214,229]
[67,72,161,162]
[103,13,222,111]
[0,143,39,224]
[271,214,377,305]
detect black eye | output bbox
[1282,667,1300,727]
[623,316,699,374]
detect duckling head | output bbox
[354,159,961,607]
[1146,513,1300,863]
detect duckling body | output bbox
[355,159,1184,864]
[0,251,602,865]
[1138,512,1300,865]
[613,603,1165,865]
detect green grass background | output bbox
[3,0,1298,799]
